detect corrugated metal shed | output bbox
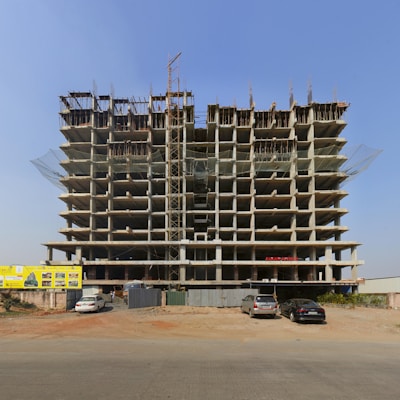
[127,288,161,309]
[187,288,259,307]
[167,290,187,305]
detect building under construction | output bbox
[42,69,366,296]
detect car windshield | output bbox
[256,296,275,303]
[80,297,95,302]
[298,299,318,307]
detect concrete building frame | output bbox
[44,89,363,293]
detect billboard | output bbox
[0,265,82,290]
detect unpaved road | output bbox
[1,305,400,400]
[0,304,399,342]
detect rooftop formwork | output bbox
[42,86,365,294]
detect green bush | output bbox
[3,298,13,312]
[317,292,387,307]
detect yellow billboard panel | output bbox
[0,265,82,289]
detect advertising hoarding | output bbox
[0,265,82,289]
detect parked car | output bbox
[241,294,278,318]
[279,298,326,323]
[75,295,106,313]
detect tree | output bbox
[0,291,14,312]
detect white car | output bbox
[75,295,105,313]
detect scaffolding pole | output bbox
[167,52,182,280]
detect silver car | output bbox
[241,294,278,318]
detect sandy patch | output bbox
[0,305,399,342]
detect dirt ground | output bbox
[1,304,400,343]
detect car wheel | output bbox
[289,312,296,322]
[249,309,254,318]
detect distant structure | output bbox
[36,59,381,296]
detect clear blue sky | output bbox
[0,0,398,278]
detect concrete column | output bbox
[50,290,56,309]
[180,265,186,281]
[308,122,316,241]
[308,248,317,280]
[325,246,333,282]
[215,264,222,281]
[215,123,220,239]
[324,265,333,281]
[107,199,112,242]
[89,127,96,242]
[76,247,82,263]
[179,246,186,281]
[214,244,222,281]
[249,114,256,242]
[215,244,222,263]
[325,246,332,261]
[47,247,53,261]
[351,246,358,280]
